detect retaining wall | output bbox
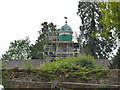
[3,69,120,88]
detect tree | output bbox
[98,2,120,68]
[1,37,31,60]
[77,2,115,59]
[30,22,58,59]
[108,48,120,69]
[97,2,120,40]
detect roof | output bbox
[58,24,73,33]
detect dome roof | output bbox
[58,24,73,33]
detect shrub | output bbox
[73,55,96,69]
[40,55,97,70]
[22,60,32,70]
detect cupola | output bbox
[58,24,73,41]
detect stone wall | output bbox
[3,59,44,69]
[4,69,120,88]
[95,59,112,69]
[2,59,112,69]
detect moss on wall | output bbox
[4,69,120,88]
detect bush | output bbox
[73,55,96,69]
[22,60,32,70]
[40,55,97,70]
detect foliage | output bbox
[1,22,58,60]
[65,69,109,83]
[39,55,103,83]
[97,2,120,40]
[6,69,115,88]
[30,22,58,59]
[2,69,7,87]
[108,48,120,69]
[21,60,39,70]
[1,61,7,87]
[99,82,109,88]
[77,2,115,59]
[40,55,100,70]
[22,60,32,70]
[65,71,92,82]
[1,37,31,60]
[2,61,7,69]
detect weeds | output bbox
[22,60,32,70]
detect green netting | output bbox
[59,34,72,41]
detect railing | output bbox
[4,79,120,88]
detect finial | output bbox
[64,17,68,25]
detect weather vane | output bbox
[64,17,68,25]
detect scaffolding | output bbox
[43,32,81,60]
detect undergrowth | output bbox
[38,55,104,82]
[40,55,102,71]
